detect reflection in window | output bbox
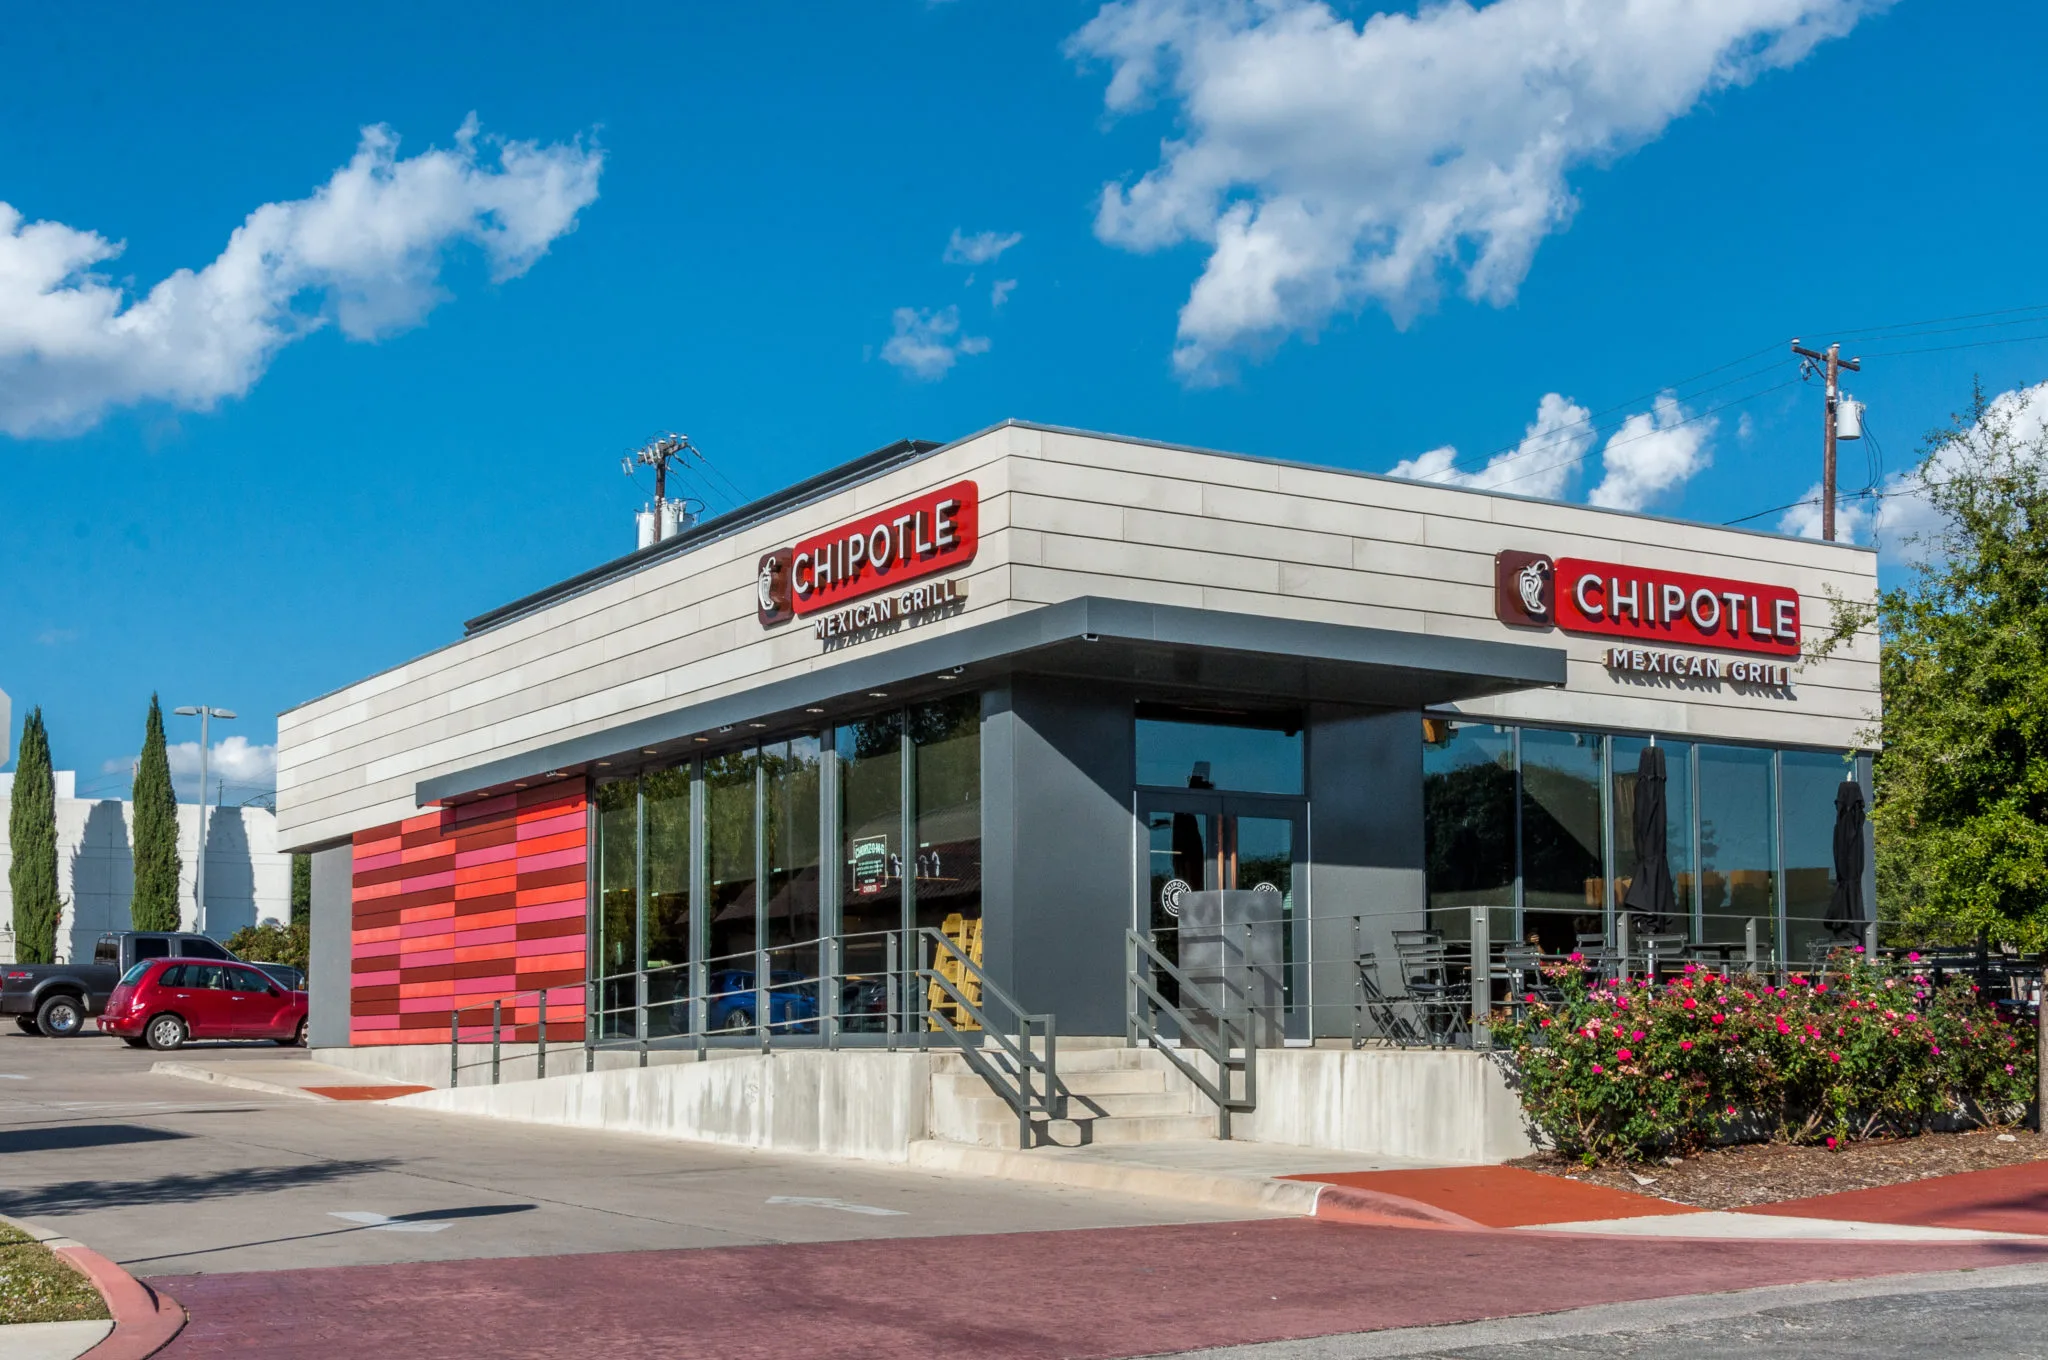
[704,750,758,972]
[1519,728,1605,954]
[642,767,692,1034]
[594,780,638,1040]
[1782,749,1854,964]
[1136,710,1303,794]
[839,712,903,980]
[1611,738,1694,938]
[1698,744,1778,950]
[911,695,981,933]
[763,737,822,975]
[1422,721,1515,945]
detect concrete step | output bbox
[954,1090,1198,1122]
[931,1044,1160,1075]
[931,1069,1167,1101]
[966,1113,1221,1150]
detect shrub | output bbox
[225,920,309,972]
[1492,951,2036,1165]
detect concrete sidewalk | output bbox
[151,1056,429,1102]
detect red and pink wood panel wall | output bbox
[350,784,588,1045]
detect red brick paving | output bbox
[302,1085,431,1101]
[150,1218,2048,1359]
[1281,1166,1695,1228]
[1746,1159,2048,1236]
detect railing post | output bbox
[637,970,649,1068]
[450,1012,459,1089]
[1018,1014,1032,1150]
[537,990,548,1080]
[1125,931,1139,1048]
[825,935,841,1052]
[1744,918,1759,971]
[1866,918,1879,959]
[1044,1018,1059,1120]
[916,930,930,1052]
[693,956,708,1063]
[1616,913,1631,985]
[886,932,900,1053]
[491,999,502,1085]
[584,976,596,1074]
[1470,902,1490,1049]
[757,945,771,1055]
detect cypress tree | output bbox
[8,708,62,964]
[130,694,182,931]
[290,853,311,926]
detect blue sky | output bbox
[4,0,2046,802]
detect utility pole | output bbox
[1791,339,1863,541]
[624,434,695,541]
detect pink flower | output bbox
[1539,1018,1551,1028]
[1591,1063,1605,1074]
[1776,1020,1792,1035]
[1908,951,1921,962]
[1712,1014,1725,1025]
[1683,997,1698,1010]
[1725,1105,1738,1117]
[1853,945,1865,953]
[1931,1044,1942,1056]
[1524,993,1537,1003]
[1826,1136,1838,1149]
[1683,962,1699,974]
[1815,983,1829,994]
[1829,1052,1841,1063]
[1631,1030,1645,1041]
[1616,1048,1634,1061]
[2006,1064,2015,1074]
[1680,1040,1693,1052]
[1568,951,1584,963]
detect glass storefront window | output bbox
[1782,748,1855,966]
[594,780,638,1040]
[704,750,758,978]
[1136,709,1303,795]
[839,712,904,971]
[1518,728,1605,954]
[1422,721,1515,944]
[1611,737,1695,939]
[911,695,981,933]
[763,735,823,969]
[1697,744,1778,952]
[642,766,691,1035]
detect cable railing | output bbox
[445,924,1024,1087]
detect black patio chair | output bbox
[1391,929,1469,1048]
[1354,953,1427,1048]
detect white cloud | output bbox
[881,306,989,381]
[1781,380,2048,564]
[0,115,602,437]
[103,735,277,802]
[944,228,1024,266]
[991,278,1018,308]
[1587,395,1714,511]
[1070,0,1882,382]
[1387,392,1593,500]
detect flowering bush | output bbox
[1491,952,2035,1165]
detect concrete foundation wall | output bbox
[1236,1048,1535,1164]
[383,1050,935,1163]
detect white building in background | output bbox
[0,771,291,964]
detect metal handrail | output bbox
[917,927,1060,1149]
[1124,929,1256,1139]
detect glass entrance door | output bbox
[1140,793,1307,1042]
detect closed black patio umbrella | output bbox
[1826,780,1867,938]
[1621,745,1677,932]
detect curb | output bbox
[148,1061,327,1102]
[907,1140,1329,1217]
[0,1214,184,1359]
[1307,1184,1485,1231]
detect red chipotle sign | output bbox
[757,481,977,626]
[1495,550,1800,658]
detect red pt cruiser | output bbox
[98,958,308,1050]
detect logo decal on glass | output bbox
[1160,878,1190,917]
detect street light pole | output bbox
[173,706,236,935]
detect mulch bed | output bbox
[1510,1127,2048,1210]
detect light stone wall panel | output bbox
[278,421,1880,850]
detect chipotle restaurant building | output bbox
[280,421,1881,1051]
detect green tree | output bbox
[225,919,309,971]
[1820,383,2048,948]
[290,853,311,926]
[8,708,63,964]
[130,694,182,932]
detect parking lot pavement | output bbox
[0,1029,1271,1276]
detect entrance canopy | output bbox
[415,596,1566,808]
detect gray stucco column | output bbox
[308,844,353,1048]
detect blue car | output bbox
[706,969,819,1034]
